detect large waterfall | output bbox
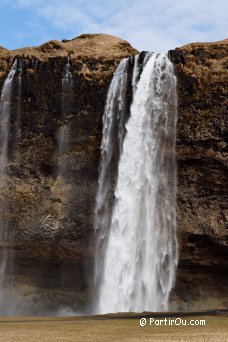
[94,53,178,314]
[0,61,17,314]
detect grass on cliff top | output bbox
[0,315,227,342]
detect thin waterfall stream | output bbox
[57,56,73,175]
[0,60,17,315]
[94,53,178,314]
[16,58,22,140]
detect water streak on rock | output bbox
[0,60,17,315]
[58,56,73,175]
[16,58,22,138]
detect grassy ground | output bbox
[0,315,227,342]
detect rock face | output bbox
[169,39,228,309]
[0,34,227,313]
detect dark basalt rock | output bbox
[170,39,228,309]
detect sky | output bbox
[0,0,227,52]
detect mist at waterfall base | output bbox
[94,53,178,314]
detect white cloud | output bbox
[10,0,228,51]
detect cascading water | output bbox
[93,58,131,295]
[57,124,69,175]
[0,60,17,315]
[62,56,73,93]
[57,56,73,173]
[16,58,22,139]
[0,61,17,174]
[94,53,178,314]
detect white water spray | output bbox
[95,53,178,313]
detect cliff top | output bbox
[174,38,228,58]
[0,46,8,53]
[1,34,227,63]
[0,34,138,61]
[178,38,228,50]
[173,38,227,77]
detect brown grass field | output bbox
[0,314,227,342]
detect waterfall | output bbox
[93,58,130,294]
[57,57,73,174]
[58,124,69,175]
[62,56,73,93]
[94,53,178,314]
[16,58,22,139]
[0,61,17,174]
[0,60,17,314]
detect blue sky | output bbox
[0,0,227,52]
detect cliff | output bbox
[0,34,227,313]
[170,40,228,309]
